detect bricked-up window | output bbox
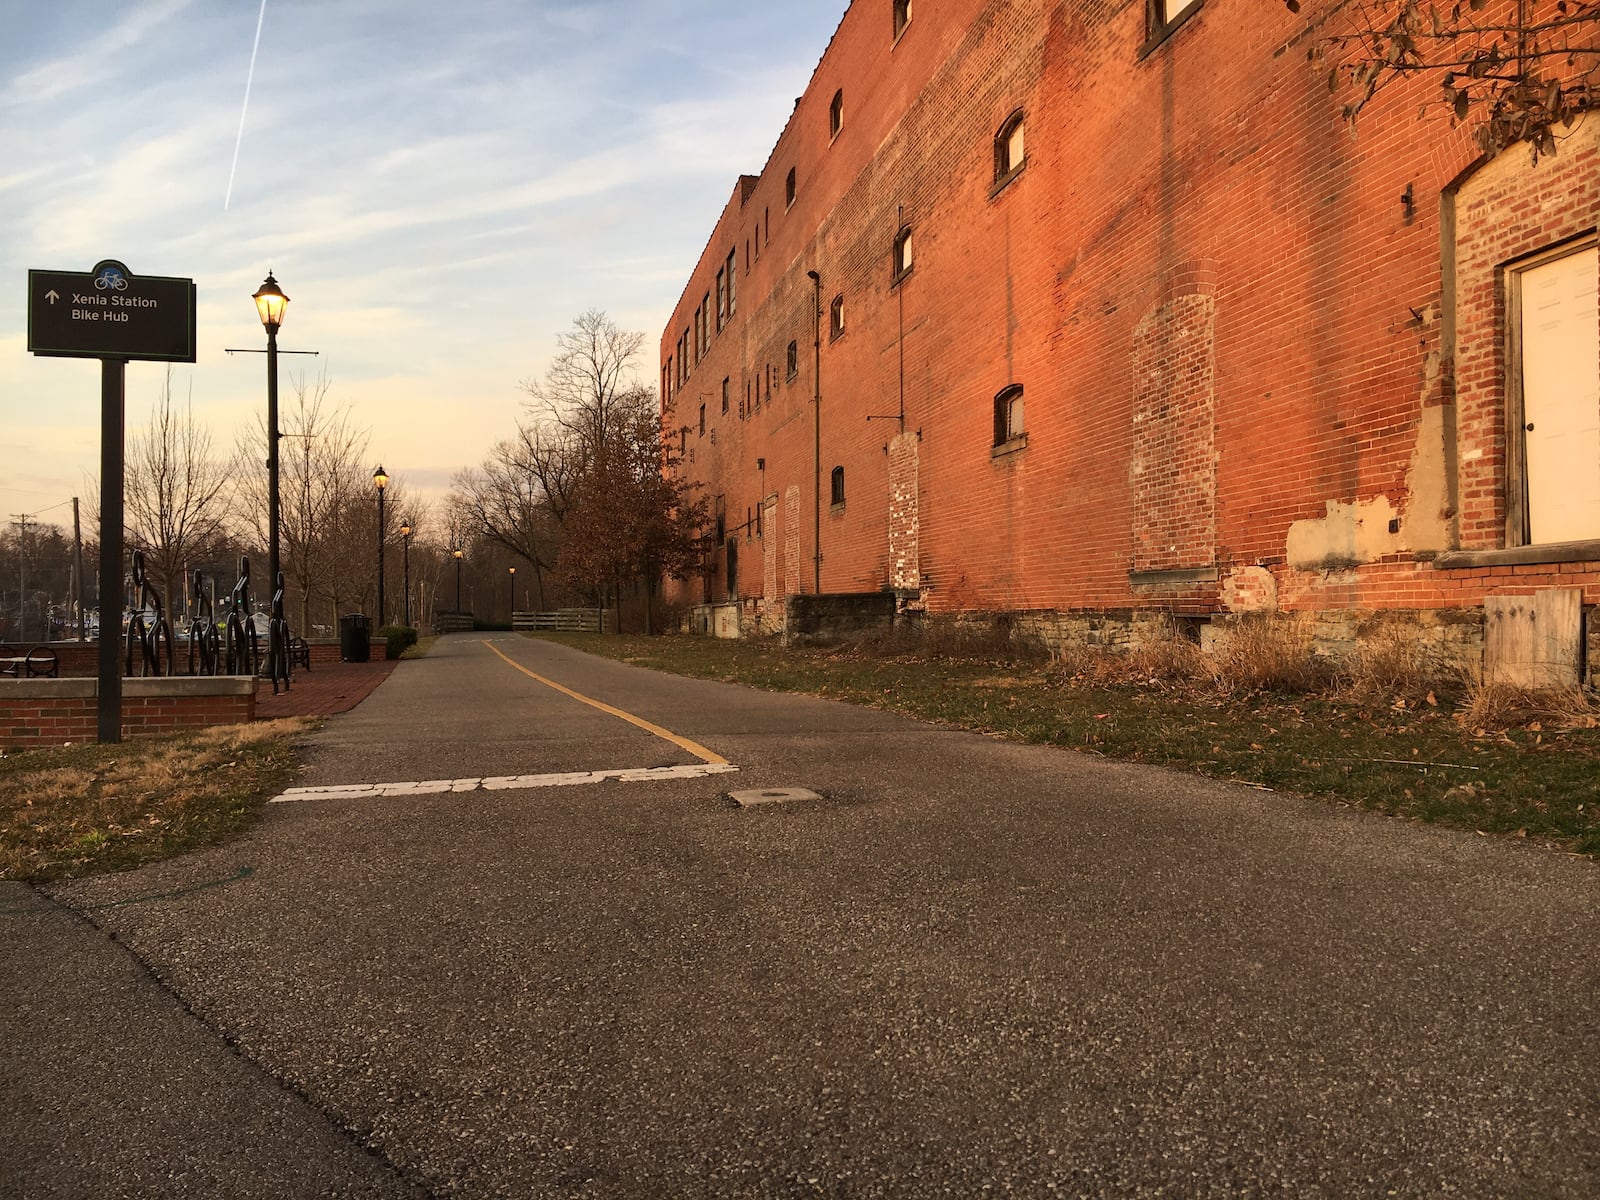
[722,376,730,415]
[829,294,845,340]
[829,90,844,139]
[786,339,799,380]
[1148,0,1201,46]
[993,385,1025,446]
[831,466,846,506]
[893,0,912,39]
[994,112,1025,186]
[786,168,797,209]
[893,226,914,282]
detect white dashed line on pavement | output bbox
[270,762,740,804]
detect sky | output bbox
[0,0,849,538]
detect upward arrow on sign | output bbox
[45,290,59,304]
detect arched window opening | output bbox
[993,385,1024,446]
[994,111,1026,184]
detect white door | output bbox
[1521,243,1600,544]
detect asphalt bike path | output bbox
[10,633,1599,1197]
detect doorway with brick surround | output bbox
[1514,241,1600,545]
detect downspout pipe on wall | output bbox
[807,268,822,594]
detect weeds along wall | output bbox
[659,0,1600,682]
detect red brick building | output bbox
[661,0,1599,686]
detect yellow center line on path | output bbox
[483,639,729,766]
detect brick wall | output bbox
[660,0,1599,676]
[0,678,257,750]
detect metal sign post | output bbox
[28,260,197,743]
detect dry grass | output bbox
[0,719,309,882]
[848,615,1051,664]
[545,630,1600,856]
[1455,678,1600,734]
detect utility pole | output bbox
[72,497,85,641]
[9,514,34,641]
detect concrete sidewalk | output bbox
[11,634,1600,1197]
[0,879,427,1199]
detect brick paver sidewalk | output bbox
[254,658,399,721]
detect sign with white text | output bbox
[27,260,196,362]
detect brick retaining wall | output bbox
[0,677,257,750]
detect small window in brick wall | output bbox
[993,384,1025,446]
[893,226,914,282]
[722,377,730,415]
[699,403,706,436]
[786,339,799,380]
[831,465,846,506]
[1148,0,1201,46]
[994,112,1025,187]
[893,0,912,39]
[829,294,845,340]
[786,168,797,209]
[830,90,844,139]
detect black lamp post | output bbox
[253,272,289,668]
[399,519,412,627]
[508,565,516,621]
[373,465,388,625]
[453,548,464,612]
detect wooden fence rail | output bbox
[511,609,615,634]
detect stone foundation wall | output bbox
[784,593,897,646]
[951,605,1594,691]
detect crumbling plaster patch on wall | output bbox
[1287,495,1401,570]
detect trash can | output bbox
[339,613,371,663]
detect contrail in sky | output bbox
[224,0,269,211]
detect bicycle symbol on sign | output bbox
[94,266,129,291]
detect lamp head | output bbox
[372,465,389,491]
[253,272,289,330]
[508,566,516,575]
[453,548,463,560]
[399,520,412,538]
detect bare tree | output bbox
[1290,0,1598,159]
[449,429,564,607]
[234,372,405,631]
[521,308,647,472]
[123,370,230,615]
[553,384,706,630]
[450,311,706,629]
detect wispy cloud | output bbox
[0,0,851,525]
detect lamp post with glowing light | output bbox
[453,548,464,612]
[508,565,516,621]
[252,272,289,613]
[400,519,412,627]
[373,466,388,625]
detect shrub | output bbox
[377,624,417,660]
